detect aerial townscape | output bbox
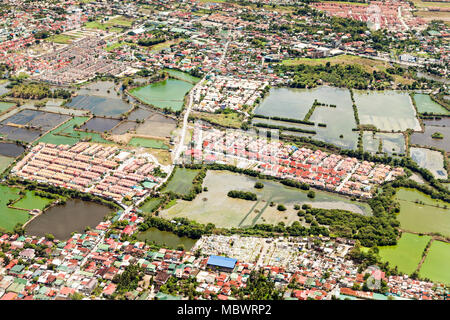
[0,0,448,303]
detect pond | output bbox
[80,117,121,133]
[137,227,197,251]
[254,86,352,121]
[129,79,193,112]
[67,95,131,117]
[410,124,450,152]
[354,90,420,132]
[0,142,25,157]
[362,132,406,155]
[25,199,113,240]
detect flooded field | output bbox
[111,120,137,135]
[410,123,450,152]
[36,117,89,145]
[413,94,449,115]
[0,142,25,157]
[25,199,113,240]
[354,90,420,132]
[129,79,193,111]
[67,95,131,117]
[127,107,154,121]
[0,125,42,143]
[254,86,352,121]
[80,117,121,133]
[135,112,177,138]
[363,132,406,155]
[419,241,450,285]
[137,227,197,250]
[395,188,450,237]
[410,147,447,179]
[378,232,431,275]
[160,170,372,229]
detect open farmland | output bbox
[419,241,450,285]
[395,188,450,237]
[378,232,431,275]
[160,170,372,229]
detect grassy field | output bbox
[85,16,134,32]
[139,198,162,214]
[395,188,450,237]
[46,34,75,44]
[378,232,431,275]
[411,0,450,8]
[12,190,54,211]
[281,54,414,85]
[35,117,90,145]
[161,170,372,229]
[419,240,450,285]
[0,185,31,232]
[0,155,14,174]
[192,111,243,129]
[128,137,169,149]
[414,11,450,25]
[162,168,200,195]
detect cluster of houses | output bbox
[32,35,129,85]
[184,126,404,198]
[193,76,267,113]
[11,142,164,203]
[311,1,427,32]
[0,227,447,300]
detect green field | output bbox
[419,241,450,285]
[378,232,431,275]
[12,190,54,211]
[413,94,450,115]
[162,168,199,195]
[395,188,450,237]
[0,185,31,232]
[46,34,75,44]
[0,155,14,174]
[128,137,169,149]
[139,198,162,214]
[36,116,111,145]
[85,16,134,32]
[0,102,15,113]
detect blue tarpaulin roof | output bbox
[207,255,237,269]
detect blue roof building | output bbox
[207,255,237,270]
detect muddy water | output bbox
[25,199,113,240]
